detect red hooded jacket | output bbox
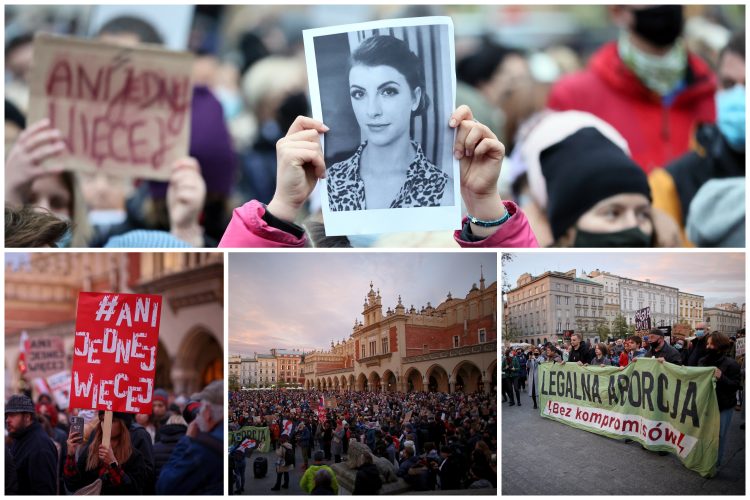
[548,42,716,173]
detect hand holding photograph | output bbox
[304,17,461,236]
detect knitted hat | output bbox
[686,178,745,247]
[153,389,169,405]
[104,230,192,248]
[5,395,35,414]
[540,127,651,240]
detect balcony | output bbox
[356,352,392,368]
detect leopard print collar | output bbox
[327,141,449,211]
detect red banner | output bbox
[69,292,162,413]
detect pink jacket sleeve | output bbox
[453,201,539,248]
[218,200,307,248]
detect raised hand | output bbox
[449,105,506,237]
[6,119,67,206]
[267,116,328,223]
[167,157,206,246]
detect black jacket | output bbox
[64,444,149,495]
[5,445,19,495]
[153,423,187,480]
[439,454,465,490]
[687,335,709,367]
[130,423,155,493]
[699,353,742,411]
[647,341,683,365]
[9,420,58,494]
[568,343,593,364]
[665,123,745,225]
[353,463,382,495]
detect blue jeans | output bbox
[718,408,734,466]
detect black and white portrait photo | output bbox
[304,17,460,235]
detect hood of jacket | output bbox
[590,42,716,107]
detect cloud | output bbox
[228,253,497,354]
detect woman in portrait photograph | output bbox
[327,35,452,211]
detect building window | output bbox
[361,345,366,358]
[381,337,388,354]
[453,336,460,348]
[369,340,376,357]
[478,329,487,343]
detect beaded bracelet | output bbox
[467,209,511,227]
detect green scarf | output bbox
[618,31,687,97]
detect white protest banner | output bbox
[26,335,66,379]
[28,34,194,181]
[47,371,73,410]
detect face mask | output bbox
[631,5,684,48]
[716,85,746,152]
[215,87,243,121]
[705,349,722,362]
[695,329,705,338]
[573,226,652,247]
[675,343,683,350]
[618,32,687,96]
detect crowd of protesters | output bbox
[5,380,224,495]
[503,327,744,470]
[4,5,745,248]
[228,388,496,493]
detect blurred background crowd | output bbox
[4,4,746,247]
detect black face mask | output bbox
[631,5,684,48]
[573,227,652,248]
[704,349,723,363]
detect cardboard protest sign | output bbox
[28,34,194,181]
[736,337,745,357]
[635,307,651,332]
[26,335,66,379]
[69,292,162,413]
[325,397,338,409]
[229,426,271,453]
[47,371,73,410]
[538,359,719,477]
[402,410,413,424]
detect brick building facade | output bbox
[301,272,497,394]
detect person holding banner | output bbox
[698,331,741,468]
[642,328,683,365]
[566,333,594,365]
[588,343,612,366]
[64,412,149,494]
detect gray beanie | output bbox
[686,178,745,247]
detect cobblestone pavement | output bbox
[233,448,308,496]
[501,391,745,495]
